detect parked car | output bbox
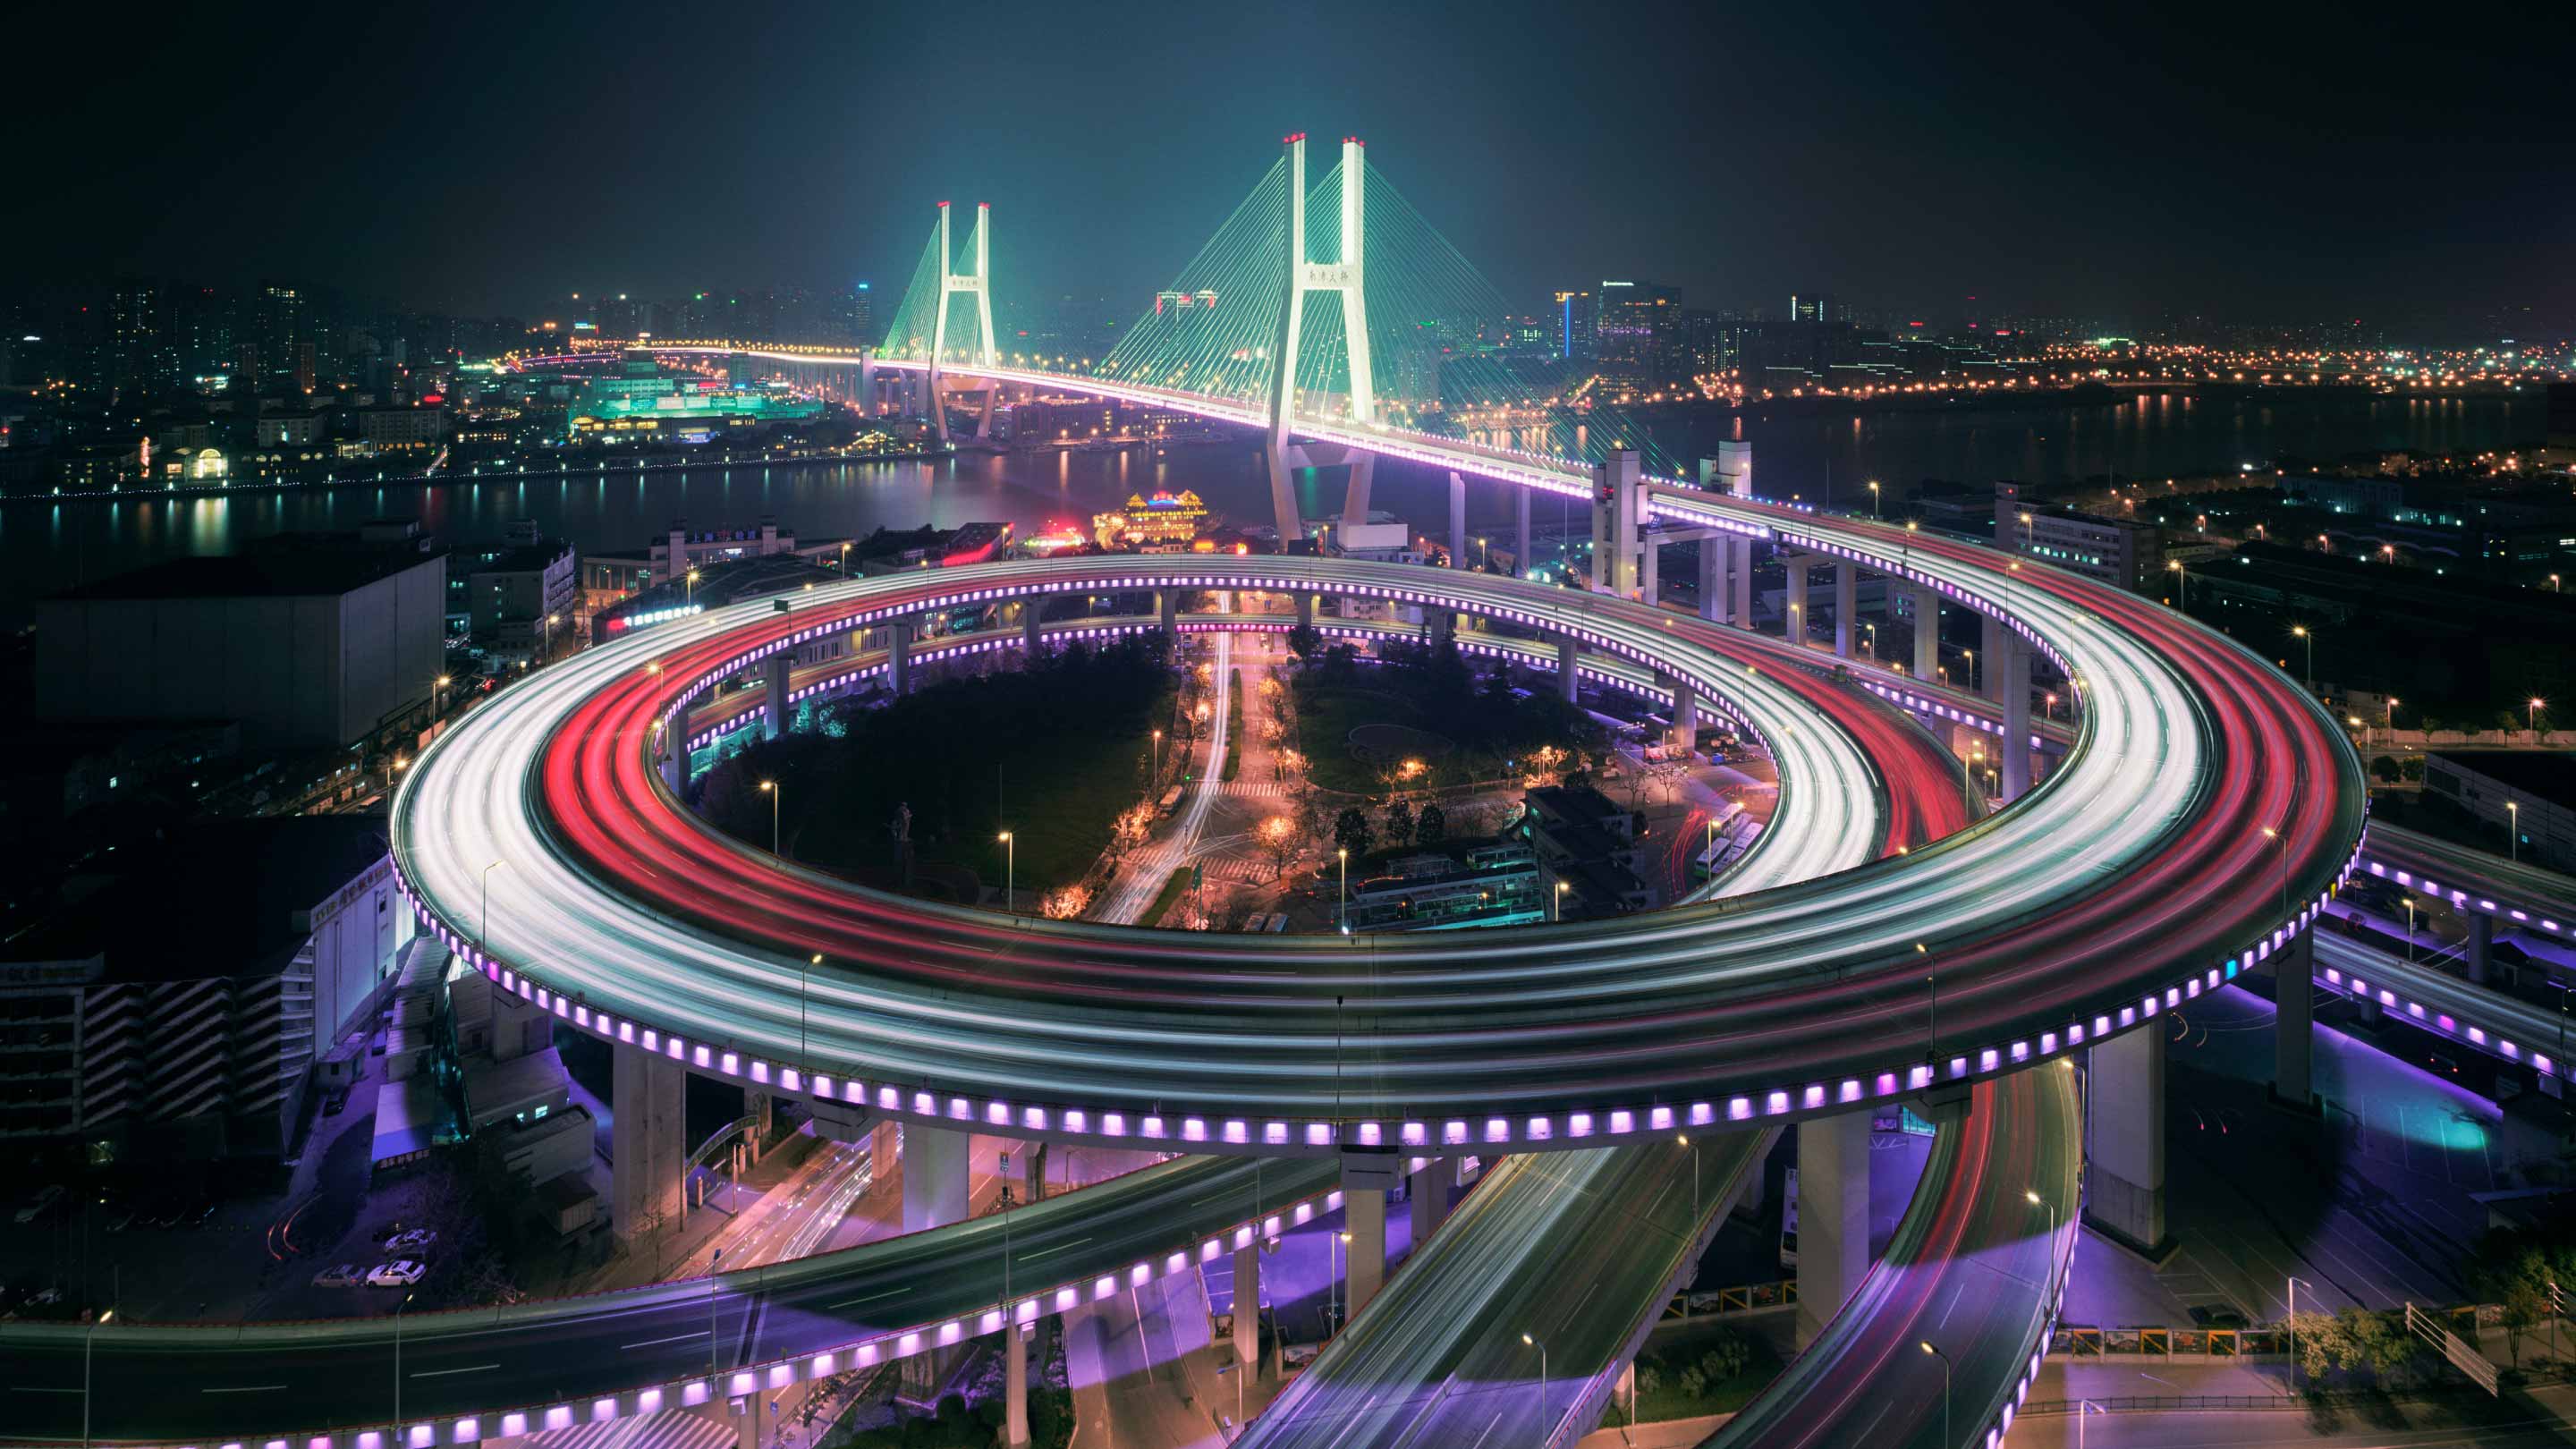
[366,1261,428,1288]
[311,1263,365,1288]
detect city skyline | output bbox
[13,0,2572,335]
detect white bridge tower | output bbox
[926,200,997,445]
[1263,134,1377,546]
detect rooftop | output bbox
[53,527,445,601]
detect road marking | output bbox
[617,1330,709,1350]
[409,1363,500,1379]
[202,1385,290,1394]
[823,1289,903,1310]
[1022,1235,1096,1261]
[12,1387,83,1394]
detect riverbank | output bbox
[0,443,953,506]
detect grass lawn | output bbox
[1602,1325,1784,1428]
[1143,866,1193,927]
[1297,687,1430,794]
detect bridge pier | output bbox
[611,1044,685,1247]
[887,620,913,697]
[2002,646,2033,799]
[1295,591,1314,631]
[1408,1160,1449,1249]
[1346,1187,1387,1319]
[2087,1021,2175,1258]
[764,653,791,741]
[1233,1239,1263,1368]
[1557,637,1580,703]
[1640,536,1660,605]
[1516,487,1532,578]
[1344,452,1375,525]
[1793,1110,1870,1349]
[1160,589,1179,636]
[1784,556,1809,648]
[1833,561,1857,659]
[1429,609,1453,648]
[1699,537,1728,624]
[2272,931,2319,1114]
[1980,614,2006,701]
[902,1123,972,1233]
[2468,911,2492,986]
[1021,597,1044,662]
[1448,471,1468,570]
[1668,678,1699,751]
[1912,584,1939,680]
[1004,1324,1030,1448]
[1264,443,1305,548]
[1730,538,1753,627]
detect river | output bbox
[0,390,2535,624]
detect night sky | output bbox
[18,0,2569,332]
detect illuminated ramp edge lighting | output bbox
[0,1154,1345,1448]
[388,531,2364,1150]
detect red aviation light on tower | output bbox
[979,202,989,210]
[1345,136,1363,146]
[936,200,951,208]
[1284,132,1306,144]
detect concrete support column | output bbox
[1730,538,1753,627]
[1699,538,1726,624]
[1784,557,1809,648]
[1640,538,1660,605]
[1669,679,1698,750]
[2468,912,2492,987]
[1160,589,1179,636]
[1980,614,2006,701]
[1023,1142,1046,1204]
[1556,637,1579,704]
[1516,487,1532,579]
[763,652,791,740]
[1833,562,1857,658]
[1408,1162,1449,1249]
[1448,471,1468,570]
[2086,1021,2174,1257]
[901,1123,972,1233]
[1346,1187,1387,1319]
[1233,1241,1262,1368]
[1793,1111,1869,1349]
[1004,1324,1030,1448]
[660,735,684,793]
[888,620,913,698]
[2274,931,2317,1112]
[612,1045,685,1245]
[1295,591,1315,630]
[1429,609,1453,648]
[1913,585,1939,681]
[1021,597,1043,661]
[1345,453,1376,524]
[2003,647,2032,800]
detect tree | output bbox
[1285,624,1321,665]
[1255,816,1299,882]
[1385,799,1416,850]
[1333,808,1373,860]
[2371,755,2402,784]
[1416,803,1446,845]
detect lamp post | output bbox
[2403,897,2418,962]
[1553,880,1569,923]
[1679,1133,1697,1217]
[759,780,781,855]
[2166,558,2188,610]
[802,954,818,1080]
[2288,1275,2314,1388]
[1338,848,1349,933]
[1153,728,1164,782]
[2291,625,2313,695]
[81,1308,112,1449]
[2531,696,2547,741]
[1962,647,1975,693]
[2509,801,2521,863]
[394,1290,417,1440]
[1919,1340,1951,1447]
[479,859,505,957]
[1867,480,1880,520]
[998,830,1014,913]
[1521,1332,1549,1436]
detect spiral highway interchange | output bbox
[0,492,2364,1449]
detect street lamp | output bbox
[1553,880,1570,923]
[2290,625,2313,695]
[1962,647,1975,693]
[2509,801,2521,863]
[997,830,1014,913]
[1867,480,1880,519]
[759,780,781,855]
[1919,1340,1951,1447]
[479,859,505,957]
[2530,696,2546,740]
[2288,1275,2315,1388]
[1679,1133,1698,1216]
[394,1290,418,1438]
[1152,728,1164,781]
[1338,847,1349,932]
[1522,1332,1549,1435]
[2165,558,2188,610]
[686,568,700,606]
[81,1307,112,1449]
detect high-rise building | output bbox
[1791,293,1835,325]
[1555,290,1596,362]
[106,282,178,398]
[1593,281,1684,385]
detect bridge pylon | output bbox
[1263,133,1375,547]
[926,200,997,446]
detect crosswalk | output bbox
[1224,780,1296,798]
